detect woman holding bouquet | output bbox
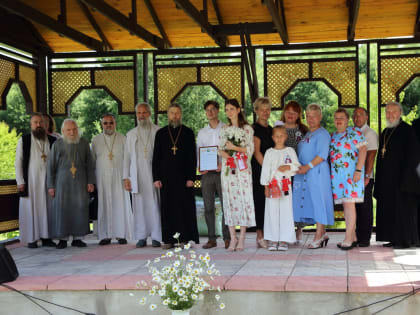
[219,99,256,251]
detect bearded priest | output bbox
[92,113,133,246]
[152,103,199,249]
[47,119,95,249]
[374,102,420,249]
[15,113,57,248]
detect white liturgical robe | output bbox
[15,135,51,243]
[124,123,161,241]
[91,132,133,240]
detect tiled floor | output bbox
[3,232,420,294]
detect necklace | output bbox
[137,125,151,157]
[168,125,182,155]
[35,137,47,162]
[103,133,116,160]
[68,144,77,179]
[381,123,399,158]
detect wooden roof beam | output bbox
[173,0,227,47]
[0,0,104,51]
[80,0,166,49]
[144,0,171,48]
[77,0,113,50]
[347,0,360,41]
[263,0,288,45]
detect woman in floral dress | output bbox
[219,99,256,251]
[330,108,367,250]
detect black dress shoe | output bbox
[383,242,393,247]
[151,240,161,247]
[136,239,147,248]
[71,240,87,247]
[41,238,56,247]
[118,238,127,245]
[393,244,410,249]
[99,239,111,246]
[56,240,67,249]
[357,241,370,247]
[27,241,38,249]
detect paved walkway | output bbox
[3,233,420,294]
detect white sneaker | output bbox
[268,242,278,251]
[277,242,288,251]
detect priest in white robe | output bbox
[15,113,57,248]
[91,114,133,245]
[124,103,161,248]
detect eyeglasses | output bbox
[103,122,114,125]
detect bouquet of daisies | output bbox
[220,126,247,176]
[138,233,226,312]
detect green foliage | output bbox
[69,89,135,142]
[0,122,19,179]
[0,83,30,135]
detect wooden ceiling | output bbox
[1,0,419,53]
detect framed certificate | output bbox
[199,146,218,172]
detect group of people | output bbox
[14,98,420,251]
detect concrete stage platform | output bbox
[1,232,419,315]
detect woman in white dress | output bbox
[219,99,256,251]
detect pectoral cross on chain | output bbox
[41,154,47,162]
[108,152,114,160]
[171,145,178,155]
[70,162,77,179]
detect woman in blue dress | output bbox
[330,108,367,250]
[293,104,334,249]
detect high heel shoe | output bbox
[236,237,245,251]
[227,238,238,251]
[308,237,328,249]
[322,234,329,247]
[257,238,267,249]
[337,241,354,250]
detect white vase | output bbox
[171,309,190,315]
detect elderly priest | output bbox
[47,119,95,249]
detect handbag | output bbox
[0,244,18,284]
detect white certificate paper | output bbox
[199,146,218,172]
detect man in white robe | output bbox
[92,114,133,245]
[15,113,57,248]
[123,103,161,248]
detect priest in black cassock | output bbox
[374,102,420,249]
[152,103,199,249]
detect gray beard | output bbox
[104,129,115,136]
[138,118,151,128]
[63,135,80,144]
[169,120,181,128]
[386,119,400,128]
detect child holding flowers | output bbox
[218,99,256,251]
[260,126,300,251]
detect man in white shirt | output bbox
[352,107,378,247]
[196,101,230,249]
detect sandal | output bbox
[268,241,277,251]
[257,238,267,249]
[227,238,238,251]
[236,237,245,251]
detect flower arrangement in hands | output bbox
[138,233,226,312]
[220,126,247,176]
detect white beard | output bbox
[63,134,80,144]
[169,120,181,128]
[104,129,115,136]
[386,119,400,128]
[138,118,152,128]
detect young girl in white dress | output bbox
[260,126,301,251]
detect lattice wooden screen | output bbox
[50,68,135,116]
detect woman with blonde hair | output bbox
[251,97,274,248]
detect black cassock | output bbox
[374,120,420,247]
[152,125,199,244]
